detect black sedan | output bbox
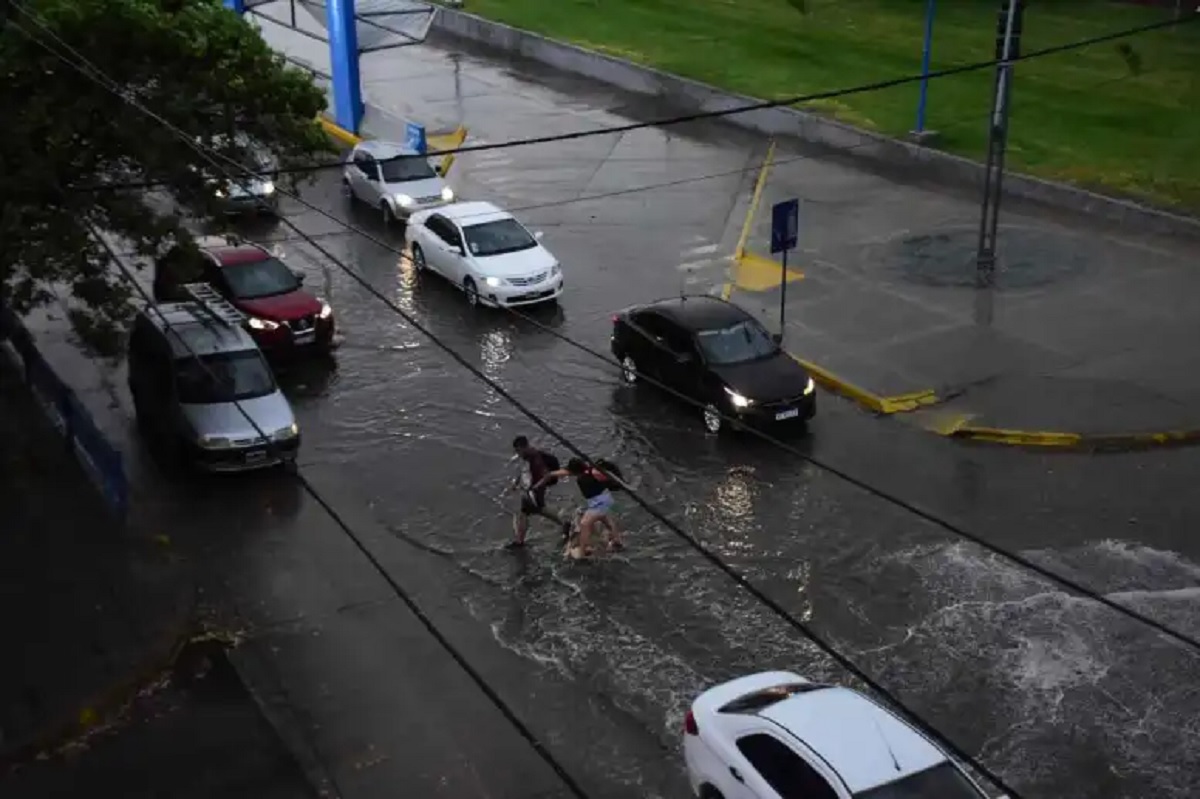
[611,296,815,434]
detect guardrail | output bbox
[0,307,129,521]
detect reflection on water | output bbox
[480,329,513,375]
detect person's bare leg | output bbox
[578,509,602,553]
[513,511,529,544]
[602,513,624,548]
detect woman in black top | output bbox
[535,457,624,558]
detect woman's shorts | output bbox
[585,491,614,513]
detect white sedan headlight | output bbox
[724,386,753,408]
[262,180,276,196]
[197,434,231,450]
[484,276,504,288]
[550,264,561,277]
[272,423,300,441]
[395,193,415,207]
[441,186,454,202]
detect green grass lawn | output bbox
[463,0,1200,210]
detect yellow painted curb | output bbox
[427,125,469,177]
[723,141,777,301]
[735,140,776,262]
[939,423,1200,450]
[318,114,363,146]
[790,355,938,416]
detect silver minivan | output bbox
[128,284,299,472]
[342,140,454,226]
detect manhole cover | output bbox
[890,227,1090,290]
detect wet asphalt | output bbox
[109,20,1200,799]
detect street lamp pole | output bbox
[913,0,937,140]
[975,0,1023,282]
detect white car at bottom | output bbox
[404,201,563,308]
[684,671,994,799]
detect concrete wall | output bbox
[431,8,1200,239]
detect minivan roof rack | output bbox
[181,282,245,327]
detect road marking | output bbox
[683,243,719,257]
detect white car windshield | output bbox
[855,763,986,799]
[380,155,437,183]
[462,219,537,257]
[174,351,276,404]
[696,321,777,365]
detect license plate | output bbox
[294,330,316,344]
[775,408,800,421]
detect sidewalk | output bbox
[731,138,1200,442]
[0,352,192,766]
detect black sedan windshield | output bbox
[380,156,437,182]
[855,763,985,799]
[696,320,777,365]
[222,257,299,299]
[175,351,276,404]
[463,219,536,257]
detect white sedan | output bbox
[684,672,995,799]
[404,201,563,308]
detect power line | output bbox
[67,8,1199,193]
[13,17,593,799]
[10,10,1028,796]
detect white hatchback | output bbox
[404,201,563,308]
[684,672,995,799]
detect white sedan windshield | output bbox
[463,219,536,257]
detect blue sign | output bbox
[770,198,799,254]
[405,121,427,155]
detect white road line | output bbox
[682,243,719,257]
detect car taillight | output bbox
[684,710,698,736]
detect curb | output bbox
[791,355,939,415]
[930,416,1200,452]
[0,618,198,771]
[318,114,362,146]
[430,8,1200,239]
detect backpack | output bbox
[593,458,625,492]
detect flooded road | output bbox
[120,17,1200,799]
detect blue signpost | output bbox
[405,121,427,155]
[770,198,800,339]
[914,0,937,138]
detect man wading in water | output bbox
[506,436,569,549]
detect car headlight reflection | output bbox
[484,276,504,288]
[804,377,815,395]
[262,180,276,196]
[247,317,280,331]
[724,386,753,408]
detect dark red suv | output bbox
[155,237,336,355]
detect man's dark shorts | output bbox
[520,487,547,515]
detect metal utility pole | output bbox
[975,0,1024,281]
[912,0,938,141]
